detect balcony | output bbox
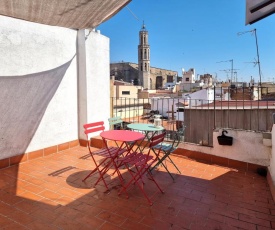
[1,8,275,229]
[0,144,273,229]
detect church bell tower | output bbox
[138,22,150,89]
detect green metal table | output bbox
[127,123,164,151]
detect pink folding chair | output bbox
[118,132,166,205]
[82,121,125,191]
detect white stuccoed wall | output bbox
[212,129,270,166]
[0,16,78,157]
[86,31,110,128]
[0,16,111,159]
[78,29,111,140]
[181,129,271,166]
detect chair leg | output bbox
[150,152,175,181]
[146,167,164,194]
[82,168,97,182]
[142,167,164,205]
[122,168,154,204]
[150,160,175,181]
[93,162,112,189]
[167,155,181,174]
[119,164,164,206]
[82,159,113,191]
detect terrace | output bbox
[1,0,275,229]
[0,144,274,230]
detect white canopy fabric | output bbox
[0,0,131,29]
[0,60,72,158]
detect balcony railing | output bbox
[111,85,275,147]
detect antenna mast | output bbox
[217,59,234,83]
[237,29,262,86]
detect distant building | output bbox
[198,73,213,87]
[110,23,178,90]
[110,77,142,99]
[183,88,214,107]
[180,70,214,92]
[182,68,196,84]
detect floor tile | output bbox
[0,146,274,229]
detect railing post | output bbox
[214,86,216,129]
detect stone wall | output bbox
[110,62,177,90]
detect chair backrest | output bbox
[167,126,186,149]
[149,132,166,148]
[83,121,105,151]
[108,116,123,130]
[83,121,105,137]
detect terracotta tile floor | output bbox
[0,146,274,230]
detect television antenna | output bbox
[245,58,259,67]
[237,29,262,86]
[217,59,234,83]
[219,69,230,82]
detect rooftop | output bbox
[0,145,274,229]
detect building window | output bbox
[122,91,130,95]
[133,78,139,85]
[167,75,173,83]
[186,78,189,82]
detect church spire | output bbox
[141,20,146,31]
[138,21,150,89]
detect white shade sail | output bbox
[0,0,131,29]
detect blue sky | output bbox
[98,0,275,83]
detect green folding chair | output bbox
[149,129,184,181]
[108,116,124,130]
[108,117,133,148]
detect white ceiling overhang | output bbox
[246,0,275,24]
[0,0,131,29]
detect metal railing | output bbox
[111,85,275,146]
